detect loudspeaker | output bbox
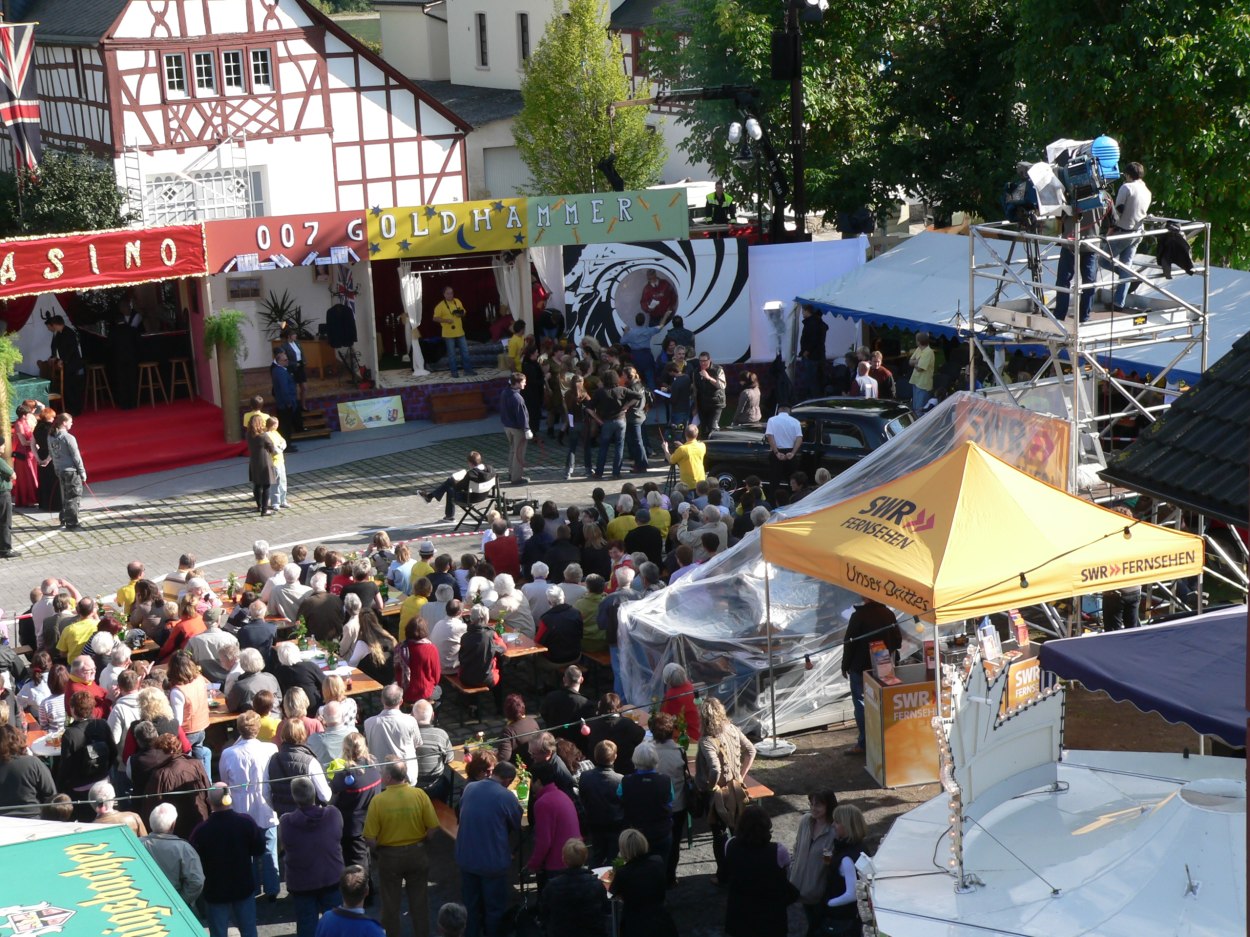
[771,29,799,80]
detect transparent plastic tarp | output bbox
[618,393,1073,736]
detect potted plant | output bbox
[258,290,317,342]
[203,308,249,443]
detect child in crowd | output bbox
[265,416,289,511]
[253,689,280,742]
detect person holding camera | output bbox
[661,425,706,488]
[434,284,475,378]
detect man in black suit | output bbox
[45,315,85,412]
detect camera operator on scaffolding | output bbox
[1101,161,1152,313]
[1053,188,1109,325]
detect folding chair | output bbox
[451,476,502,531]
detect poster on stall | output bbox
[337,395,404,431]
[1000,655,1041,716]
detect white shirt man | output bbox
[521,563,552,619]
[765,407,802,456]
[429,604,467,672]
[853,362,879,398]
[217,714,280,834]
[267,565,311,623]
[364,685,422,784]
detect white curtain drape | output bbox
[400,262,428,376]
[530,245,565,312]
[492,256,523,323]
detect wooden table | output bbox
[501,628,545,659]
[206,666,384,727]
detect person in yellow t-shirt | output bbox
[434,285,475,378]
[242,395,267,431]
[506,320,527,372]
[114,560,144,618]
[662,424,707,487]
[265,417,289,510]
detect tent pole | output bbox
[766,561,777,739]
[756,560,795,758]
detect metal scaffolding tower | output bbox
[966,217,1210,493]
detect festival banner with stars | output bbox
[367,190,689,260]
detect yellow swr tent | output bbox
[759,441,1204,624]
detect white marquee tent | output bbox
[797,231,1250,381]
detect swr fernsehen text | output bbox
[842,516,915,550]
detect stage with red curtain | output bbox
[71,400,247,483]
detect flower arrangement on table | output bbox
[290,615,311,651]
[318,638,339,669]
[513,754,531,804]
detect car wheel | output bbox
[714,470,739,491]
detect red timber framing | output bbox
[0,0,468,213]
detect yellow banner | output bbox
[367,199,527,260]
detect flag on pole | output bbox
[0,23,42,172]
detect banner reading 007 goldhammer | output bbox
[367,190,689,260]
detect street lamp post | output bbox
[778,0,826,241]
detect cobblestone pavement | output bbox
[3,428,671,600]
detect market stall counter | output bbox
[863,662,939,788]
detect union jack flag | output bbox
[334,263,357,315]
[0,24,41,172]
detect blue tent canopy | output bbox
[798,231,1250,381]
[1039,605,1248,747]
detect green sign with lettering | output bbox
[0,824,203,936]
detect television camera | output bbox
[1002,135,1121,231]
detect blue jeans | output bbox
[910,385,931,413]
[595,418,626,477]
[293,887,341,937]
[847,669,866,749]
[205,898,257,937]
[1101,234,1141,307]
[186,730,212,782]
[626,416,649,470]
[1054,245,1098,321]
[254,824,280,898]
[444,335,474,376]
[462,870,510,937]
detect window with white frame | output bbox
[251,49,273,91]
[163,53,187,96]
[144,168,266,225]
[517,13,530,64]
[222,50,244,93]
[193,52,216,94]
[475,13,488,68]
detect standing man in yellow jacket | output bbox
[434,285,476,378]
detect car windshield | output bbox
[885,415,914,438]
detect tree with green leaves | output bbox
[645,0,887,226]
[846,0,1027,226]
[0,151,130,238]
[514,0,666,195]
[1013,0,1250,267]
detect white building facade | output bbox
[375,0,705,199]
[5,0,470,222]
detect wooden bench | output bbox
[431,389,487,425]
[432,798,459,839]
[441,674,490,724]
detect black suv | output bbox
[702,397,915,489]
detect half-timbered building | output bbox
[3,0,469,221]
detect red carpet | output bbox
[72,399,248,483]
